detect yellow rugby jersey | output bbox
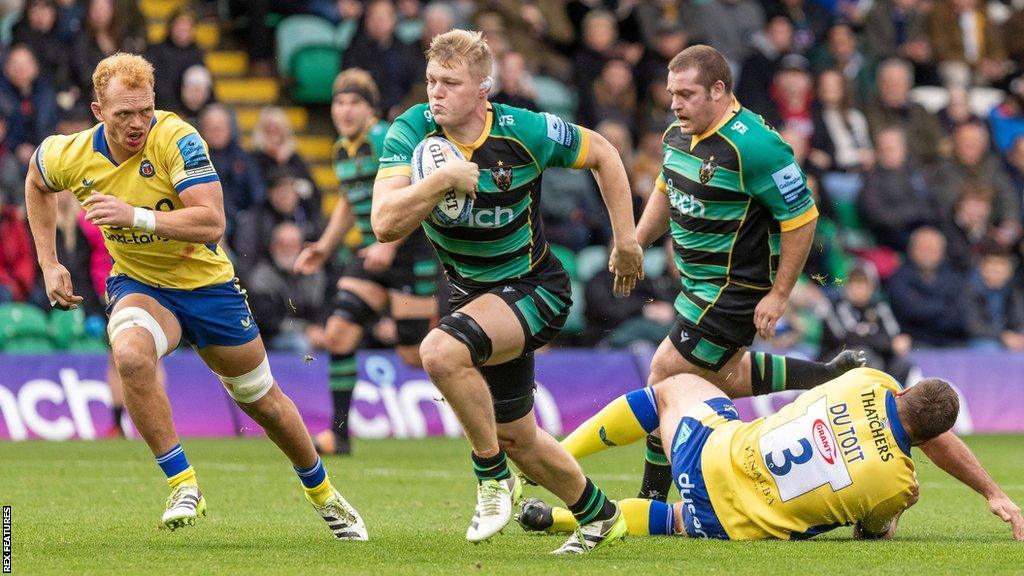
[703,367,916,539]
[36,111,233,289]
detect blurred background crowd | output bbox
[1,0,1023,377]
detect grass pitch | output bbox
[1,435,1021,575]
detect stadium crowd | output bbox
[1,0,1024,364]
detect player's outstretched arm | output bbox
[25,152,83,310]
[920,431,1024,540]
[578,128,643,295]
[371,154,478,242]
[295,197,355,275]
[635,186,670,249]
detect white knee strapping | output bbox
[218,356,274,403]
[108,306,169,358]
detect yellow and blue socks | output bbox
[329,353,357,442]
[751,352,838,396]
[638,435,673,501]
[472,450,512,482]
[569,477,617,524]
[562,387,660,460]
[619,498,675,536]
[156,443,197,489]
[296,456,334,506]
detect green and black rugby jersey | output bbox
[334,118,429,251]
[656,98,819,328]
[376,102,590,290]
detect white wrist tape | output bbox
[132,207,156,232]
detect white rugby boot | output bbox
[161,485,206,531]
[310,488,368,541]
[466,474,522,543]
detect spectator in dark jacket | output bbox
[71,0,143,99]
[144,7,204,111]
[342,0,420,118]
[864,58,944,166]
[940,183,1000,273]
[0,45,59,166]
[962,247,1024,351]
[247,222,328,352]
[232,174,322,282]
[491,51,539,112]
[886,226,967,347]
[857,126,938,251]
[736,16,793,119]
[12,0,73,94]
[200,104,265,238]
[819,264,915,383]
[250,106,320,215]
[931,120,1021,247]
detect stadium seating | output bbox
[395,20,424,44]
[532,76,577,122]
[48,309,108,353]
[575,245,608,283]
[548,244,579,281]
[0,303,53,353]
[290,46,341,104]
[563,280,586,336]
[274,15,336,76]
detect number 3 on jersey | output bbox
[759,398,853,501]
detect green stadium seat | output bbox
[274,15,336,76]
[575,245,608,282]
[0,303,49,349]
[532,76,576,121]
[336,20,358,50]
[643,247,667,278]
[49,308,88,350]
[562,280,586,336]
[290,46,341,104]
[548,244,578,281]
[68,337,110,353]
[395,19,423,44]
[4,337,55,353]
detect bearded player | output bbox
[24,53,366,539]
[597,45,865,502]
[372,30,644,554]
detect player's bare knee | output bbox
[113,346,156,384]
[497,427,537,459]
[420,330,469,378]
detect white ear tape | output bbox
[480,76,494,92]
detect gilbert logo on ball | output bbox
[412,136,474,226]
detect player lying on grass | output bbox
[517,367,1024,541]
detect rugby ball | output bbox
[412,136,474,226]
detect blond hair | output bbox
[425,29,492,80]
[92,53,155,102]
[332,68,380,109]
[252,106,296,158]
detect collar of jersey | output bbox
[885,390,912,457]
[442,102,493,161]
[93,116,158,166]
[689,96,741,151]
[341,117,379,158]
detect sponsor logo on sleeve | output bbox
[771,162,804,203]
[176,133,213,175]
[543,112,576,148]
